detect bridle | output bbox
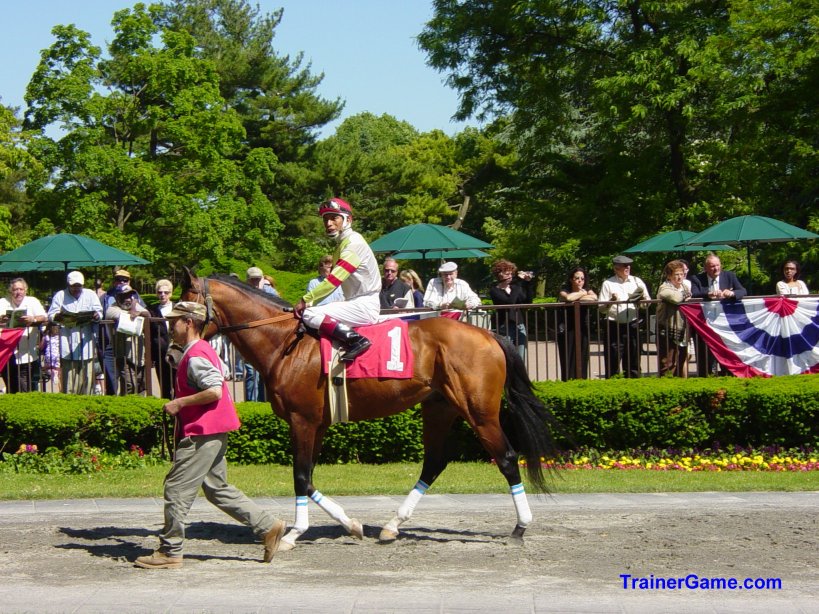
[189,276,295,333]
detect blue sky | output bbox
[0,0,479,137]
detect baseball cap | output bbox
[612,255,634,265]
[438,261,458,273]
[246,266,263,279]
[115,284,137,300]
[167,301,207,321]
[114,269,131,280]
[67,271,85,286]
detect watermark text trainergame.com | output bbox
[620,574,782,591]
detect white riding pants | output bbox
[302,293,380,329]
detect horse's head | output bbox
[179,267,220,339]
[179,266,293,340]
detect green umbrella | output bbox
[679,215,819,289]
[369,223,493,259]
[624,230,735,254]
[0,233,150,273]
[390,248,491,260]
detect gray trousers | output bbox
[160,433,276,556]
[61,359,95,395]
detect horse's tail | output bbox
[496,335,562,493]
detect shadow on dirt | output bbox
[54,519,504,563]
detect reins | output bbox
[195,276,295,333]
[218,313,295,333]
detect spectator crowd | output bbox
[0,251,812,396]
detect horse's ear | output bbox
[182,266,197,290]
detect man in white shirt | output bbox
[47,271,103,394]
[0,278,47,392]
[597,255,649,378]
[423,261,481,310]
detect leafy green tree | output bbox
[158,0,343,160]
[158,0,348,270]
[419,0,818,288]
[274,113,422,270]
[0,104,43,250]
[23,4,282,271]
[692,0,819,285]
[308,113,512,249]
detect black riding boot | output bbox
[329,322,372,363]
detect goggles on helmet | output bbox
[318,198,352,218]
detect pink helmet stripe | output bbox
[318,197,353,217]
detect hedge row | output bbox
[1,376,817,464]
[533,375,819,450]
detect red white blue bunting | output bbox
[679,297,819,377]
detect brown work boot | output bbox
[134,551,183,569]
[263,519,287,562]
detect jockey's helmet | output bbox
[318,197,352,218]
[318,198,353,237]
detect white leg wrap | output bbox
[511,483,532,528]
[383,480,428,534]
[310,490,354,531]
[281,496,309,547]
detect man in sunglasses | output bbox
[293,198,380,362]
[379,257,413,309]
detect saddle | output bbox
[319,318,413,379]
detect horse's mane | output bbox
[209,274,293,309]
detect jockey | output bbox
[294,198,381,362]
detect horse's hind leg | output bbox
[472,420,532,541]
[380,400,458,543]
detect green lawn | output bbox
[1,462,817,500]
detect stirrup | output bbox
[340,338,371,363]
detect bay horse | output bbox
[180,269,560,550]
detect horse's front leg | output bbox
[307,421,363,539]
[277,425,314,551]
[279,418,363,552]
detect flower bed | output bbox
[526,445,819,472]
[1,439,164,474]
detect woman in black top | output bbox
[557,267,597,380]
[147,279,175,399]
[489,259,534,360]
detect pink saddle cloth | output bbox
[320,318,413,378]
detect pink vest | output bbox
[175,340,240,437]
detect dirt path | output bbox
[0,493,816,612]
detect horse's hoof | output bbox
[276,540,296,552]
[510,524,526,543]
[348,518,364,540]
[379,528,398,543]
